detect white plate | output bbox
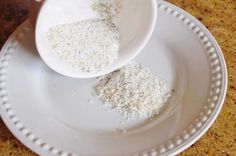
[0,1,227,156]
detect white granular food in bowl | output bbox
[92,0,121,22]
[95,62,171,119]
[46,0,121,73]
[47,19,120,72]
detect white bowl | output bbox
[34,0,157,78]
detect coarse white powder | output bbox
[47,19,120,72]
[94,62,171,120]
[46,0,121,73]
[92,0,121,22]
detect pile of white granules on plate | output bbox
[95,62,171,120]
[46,0,121,73]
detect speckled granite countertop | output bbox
[0,0,235,155]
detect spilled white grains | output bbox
[95,62,171,120]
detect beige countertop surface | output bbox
[0,0,235,155]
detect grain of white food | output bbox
[95,62,171,119]
[92,0,121,21]
[47,19,120,72]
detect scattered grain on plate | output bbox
[47,19,120,73]
[94,62,171,120]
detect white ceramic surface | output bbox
[34,0,157,78]
[0,1,227,156]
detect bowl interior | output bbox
[35,0,157,78]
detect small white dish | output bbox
[0,1,227,156]
[32,0,157,78]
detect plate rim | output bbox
[0,0,228,156]
[155,1,228,156]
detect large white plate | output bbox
[0,1,227,156]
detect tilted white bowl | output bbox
[33,0,157,78]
